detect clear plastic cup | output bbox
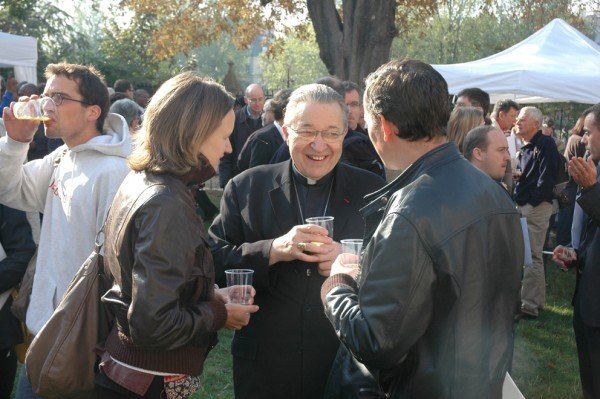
[305,216,334,237]
[225,269,254,304]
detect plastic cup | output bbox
[340,239,363,270]
[225,269,254,304]
[13,97,55,122]
[305,216,334,238]
[341,239,363,256]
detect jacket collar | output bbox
[268,160,354,238]
[522,130,543,147]
[361,142,461,217]
[176,154,216,187]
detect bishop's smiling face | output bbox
[285,101,345,180]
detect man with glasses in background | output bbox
[219,83,265,187]
[341,80,385,179]
[1,63,130,398]
[209,84,385,399]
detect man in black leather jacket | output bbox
[321,59,524,398]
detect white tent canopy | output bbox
[432,19,600,104]
[0,32,37,84]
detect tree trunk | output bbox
[307,0,397,85]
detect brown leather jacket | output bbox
[102,170,227,375]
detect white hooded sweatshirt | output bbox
[0,113,131,334]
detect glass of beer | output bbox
[12,97,55,122]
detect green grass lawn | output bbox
[512,259,581,398]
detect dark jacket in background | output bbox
[237,123,283,172]
[209,160,385,399]
[0,205,36,350]
[322,143,524,399]
[342,129,385,179]
[219,105,262,188]
[514,130,560,206]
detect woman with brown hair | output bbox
[96,72,259,398]
[447,106,484,152]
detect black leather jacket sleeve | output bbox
[127,194,225,350]
[0,205,36,292]
[322,212,436,371]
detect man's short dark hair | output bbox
[542,116,555,128]
[364,58,449,141]
[342,81,361,97]
[114,79,132,93]
[18,83,38,97]
[491,99,519,118]
[583,104,600,130]
[315,76,345,96]
[45,63,109,132]
[463,125,497,161]
[456,88,490,115]
[134,88,149,99]
[271,89,292,121]
[110,92,129,104]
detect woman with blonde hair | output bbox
[96,72,259,398]
[447,106,484,152]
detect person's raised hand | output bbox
[569,157,597,190]
[3,96,40,143]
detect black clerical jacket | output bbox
[208,160,385,399]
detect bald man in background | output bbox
[219,83,265,187]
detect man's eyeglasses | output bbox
[287,127,346,142]
[247,97,265,104]
[346,101,361,108]
[41,92,90,107]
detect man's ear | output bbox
[87,105,102,124]
[379,115,399,142]
[244,96,249,105]
[472,147,484,161]
[282,125,289,142]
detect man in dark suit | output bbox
[341,81,385,179]
[237,89,292,171]
[209,84,385,399]
[0,204,36,397]
[219,83,265,187]
[553,104,600,399]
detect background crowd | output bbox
[0,56,598,399]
